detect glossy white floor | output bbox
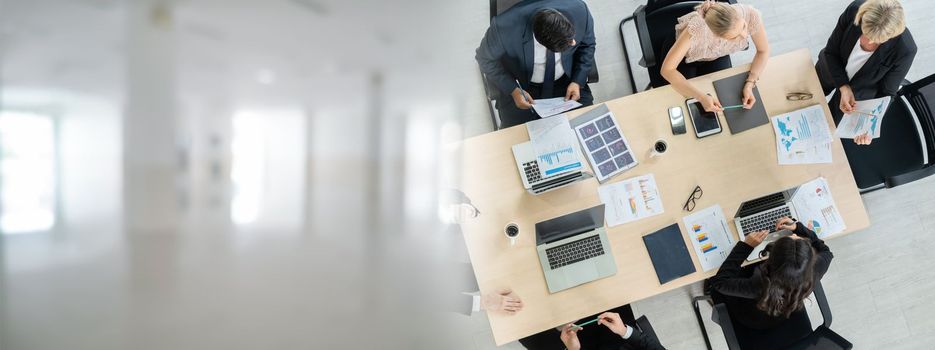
[456,0,935,349]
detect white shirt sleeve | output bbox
[620,325,634,339]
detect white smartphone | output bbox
[686,98,722,138]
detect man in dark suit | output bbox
[816,0,916,145]
[476,0,596,128]
[518,305,666,350]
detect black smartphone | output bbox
[668,106,687,135]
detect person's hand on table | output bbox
[597,312,630,337]
[565,82,581,102]
[481,288,524,315]
[744,230,768,247]
[854,133,873,145]
[838,85,857,114]
[511,88,535,110]
[775,217,797,232]
[701,94,723,113]
[560,323,582,350]
[742,83,757,109]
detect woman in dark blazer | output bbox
[816,0,916,145]
[707,217,833,330]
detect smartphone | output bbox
[668,106,686,135]
[686,98,722,138]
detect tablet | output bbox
[686,98,722,138]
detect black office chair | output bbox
[842,73,935,193]
[692,281,852,350]
[480,0,600,130]
[619,0,736,93]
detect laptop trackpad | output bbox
[563,261,599,286]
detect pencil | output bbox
[722,105,745,110]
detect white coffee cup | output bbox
[650,139,668,158]
[504,223,520,246]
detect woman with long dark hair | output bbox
[707,217,833,329]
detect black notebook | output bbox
[642,223,696,284]
[713,72,769,134]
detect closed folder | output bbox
[642,223,696,284]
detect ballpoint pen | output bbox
[515,79,536,115]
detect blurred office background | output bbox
[0,0,486,349]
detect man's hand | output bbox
[560,323,582,350]
[511,88,534,110]
[597,312,629,337]
[565,82,581,101]
[742,83,757,109]
[775,217,796,232]
[854,133,873,145]
[744,230,768,247]
[701,94,723,113]
[839,85,857,114]
[481,288,524,315]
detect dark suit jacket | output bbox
[476,0,596,97]
[708,223,833,330]
[816,0,917,100]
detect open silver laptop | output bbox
[733,187,801,261]
[512,141,591,195]
[536,204,617,293]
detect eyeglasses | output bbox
[786,92,813,101]
[682,185,703,212]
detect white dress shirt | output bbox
[846,40,874,80]
[531,38,565,83]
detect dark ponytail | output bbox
[757,237,817,318]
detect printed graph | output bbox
[538,147,574,166]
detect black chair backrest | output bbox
[490,0,526,20]
[900,73,935,165]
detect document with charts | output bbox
[771,104,834,165]
[682,205,736,272]
[573,111,637,182]
[598,174,663,227]
[791,177,846,238]
[531,97,583,118]
[834,96,891,139]
[526,115,582,177]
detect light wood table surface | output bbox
[455,49,870,346]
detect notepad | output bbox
[713,72,769,134]
[642,223,696,284]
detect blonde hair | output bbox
[855,0,906,43]
[697,1,738,37]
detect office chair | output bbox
[619,0,736,92]
[480,0,600,130]
[842,73,935,193]
[692,281,853,350]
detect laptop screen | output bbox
[536,205,605,245]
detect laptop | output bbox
[512,141,591,195]
[535,204,617,293]
[733,187,801,261]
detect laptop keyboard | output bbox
[740,206,792,235]
[523,161,542,183]
[545,235,605,270]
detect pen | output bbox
[572,317,600,329]
[851,110,878,117]
[722,105,745,110]
[515,79,536,115]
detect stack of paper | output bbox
[770,105,834,165]
[598,174,663,227]
[791,177,846,238]
[682,205,737,272]
[526,115,582,177]
[834,96,891,139]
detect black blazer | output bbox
[708,223,833,330]
[475,0,596,96]
[816,0,917,100]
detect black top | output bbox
[708,222,833,330]
[475,0,596,96]
[816,0,917,100]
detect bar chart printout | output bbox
[526,115,582,177]
[682,205,736,271]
